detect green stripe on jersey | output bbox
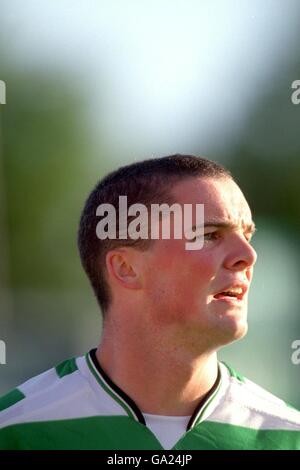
[174,421,300,450]
[0,389,25,412]
[55,357,78,378]
[0,416,163,450]
[0,416,299,450]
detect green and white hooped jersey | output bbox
[0,349,299,450]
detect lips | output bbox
[213,284,248,301]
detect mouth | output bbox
[212,285,248,303]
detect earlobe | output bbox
[106,250,142,289]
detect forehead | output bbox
[170,177,253,227]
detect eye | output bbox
[189,229,221,243]
[203,231,220,242]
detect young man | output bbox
[0,155,299,449]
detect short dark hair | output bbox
[78,154,231,314]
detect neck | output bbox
[96,316,219,416]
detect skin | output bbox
[97,176,257,416]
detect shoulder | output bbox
[0,356,88,430]
[216,362,300,430]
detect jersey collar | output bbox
[86,348,225,431]
[86,348,145,424]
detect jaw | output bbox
[214,311,248,346]
[204,300,249,347]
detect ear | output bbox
[105,248,142,289]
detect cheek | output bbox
[144,249,220,326]
[147,248,219,302]
[180,251,219,287]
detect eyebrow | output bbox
[192,221,256,234]
[203,221,256,233]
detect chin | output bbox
[217,314,248,346]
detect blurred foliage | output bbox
[225,65,300,233]
[0,64,108,291]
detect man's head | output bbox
[78,154,257,349]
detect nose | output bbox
[223,234,257,272]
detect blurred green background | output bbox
[0,0,299,407]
